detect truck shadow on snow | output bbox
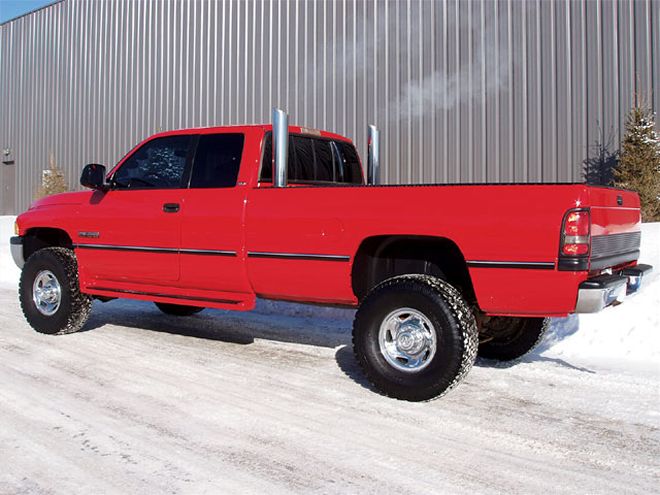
[82,298,354,348]
[82,299,594,386]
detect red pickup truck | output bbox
[10,109,652,401]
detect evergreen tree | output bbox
[34,152,69,199]
[614,105,660,222]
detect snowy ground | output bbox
[0,216,658,494]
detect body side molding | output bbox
[247,251,351,262]
[74,243,237,256]
[466,260,555,270]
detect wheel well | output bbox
[351,235,475,302]
[23,228,73,260]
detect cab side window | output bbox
[113,135,191,189]
[190,133,244,188]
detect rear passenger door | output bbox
[178,131,253,297]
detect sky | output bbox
[0,0,56,24]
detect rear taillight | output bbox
[561,209,590,256]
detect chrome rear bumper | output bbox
[575,264,653,313]
[622,264,653,294]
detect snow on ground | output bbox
[0,216,659,493]
[0,216,21,289]
[541,222,660,371]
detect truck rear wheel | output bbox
[154,302,204,316]
[477,316,549,361]
[19,247,92,335]
[353,275,478,402]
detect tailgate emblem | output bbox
[617,195,623,206]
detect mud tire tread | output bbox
[352,274,478,402]
[19,247,92,335]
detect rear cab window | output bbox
[260,133,363,186]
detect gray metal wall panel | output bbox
[0,0,658,213]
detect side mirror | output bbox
[80,163,108,191]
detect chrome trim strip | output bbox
[467,260,555,270]
[75,243,178,253]
[179,248,236,256]
[248,251,351,262]
[74,244,236,256]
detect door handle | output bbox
[163,203,180,213]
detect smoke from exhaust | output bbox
[389,24,510,121]
[307,16,511,123]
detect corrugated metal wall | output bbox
[1,0,658,213]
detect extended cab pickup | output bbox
[10,109,653,401]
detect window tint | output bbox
[291,136,315,181]
[313,140,335,181]
[336,142,364,184]
[190,133,244,188]
[261,133,273,181]
[113,135,191,189]
[259,133,363,185]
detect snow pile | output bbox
[0,216,21,290]
[540,222,660,370]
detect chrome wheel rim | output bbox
[32,270,62,316]
[378,307,437,373]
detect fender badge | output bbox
[79,231,100,238]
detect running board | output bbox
[84,286,255,311]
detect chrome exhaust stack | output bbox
[272,107,289,188]
[367,124,380,185]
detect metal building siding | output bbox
[0,0,658,213]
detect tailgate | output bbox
[586,187,641,270]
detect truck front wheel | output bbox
[477,316,549,361]
[19,247,92,335]
[353,275,478,401]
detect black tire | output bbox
[154,302,204,316]
[477,317,549,361]
[19,247,92,335]
[353,275,478,402]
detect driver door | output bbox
[75,134,193,286]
